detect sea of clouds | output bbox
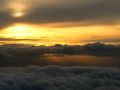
[0,66,119,90]
[0,43,120,66]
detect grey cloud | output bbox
[0,11,14,29]
[0,43,120,66]
[0,66,119,90]
[21,0,120,25]
[0,0,6,6]
[1,0,120,29]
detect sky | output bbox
[0,1,120,88]
[0,0,120,45]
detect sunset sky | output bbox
[0,0,120,45]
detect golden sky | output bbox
[0,0,120,45]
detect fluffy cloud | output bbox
[0,0,120,29]
[0,66,119,90]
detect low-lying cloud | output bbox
[0,66,119,90]
[1,42,119,57]
[0,43,119,66]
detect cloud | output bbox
[0,66,119,90]
[0,37,42,41]
[0,43,119,66]
[23,0,120,25]
[0,11,14,29]
[51,43,120,57]
[84,38,120,43]
[0,0,120,29]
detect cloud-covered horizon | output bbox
[0,43,120,66]
[1,0,120,29]
[0,66,119,90]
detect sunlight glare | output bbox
[11,24,29,31]
[13,12,24,18]
[0,24,34,39]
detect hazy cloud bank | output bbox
[0,66,119,90]
[0,43,120,57]
[0,43,119,66]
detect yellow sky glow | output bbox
[0,23,120,45]
[0,0,120,46]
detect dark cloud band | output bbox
[0,43,120,66]
[0,0,120,29]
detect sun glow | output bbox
[0,24,36,39]
[0,24,120,45]
[8,0,26,18]
[13,12,24,18]
[0,24,53,41]
[11,24,29,31]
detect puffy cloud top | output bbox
[0,66,119,90]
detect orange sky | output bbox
[0,0,120,45]
[0,23,120,45]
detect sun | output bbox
[12,24,29,31]
[9,24,31,37]
[13,12,24,18]
[0,24,52,43]
[0,24,34,39]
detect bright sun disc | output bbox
[1,24,33,38]
[13,12,24,17]
[12,24,29,31]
